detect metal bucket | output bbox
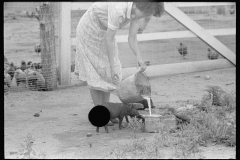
[142,114,162,133]
[142,114,177,133]
[116,72,151,103]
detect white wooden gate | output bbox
[58,2,235,85]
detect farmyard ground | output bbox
[5,68,236,159]
[4,2,235,159]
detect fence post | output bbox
[58,2,71,85]
[37,2,58,91]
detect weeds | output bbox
[192,86,236,147]
[110,85,235,158]
[128,116,145,137]
[18,133,46,159]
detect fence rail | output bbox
[58,2,236,85]
[70,2,235,11]
[71,28,235,45]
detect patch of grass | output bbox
[128,116,145,134]
[110,86,235,158]
[18,133,46,159]
[192,86,236,147]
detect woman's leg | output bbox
[102,91,110,104]
[102,91,119,124]
[90,89,102,106]
[90,89,114,126]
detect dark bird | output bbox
[27,61,32,69]
[229,5,235,15]
[32,62,42,70]
[178,43,188,59]
[4,55,8,64]
[137,61,150,67]
[71,63,75,72]
[207,48,219,60]
[167,107,190,124]
[34,44,41,55]
[20,60,27,71]
[7,62,16,81]
[37,63,42,69]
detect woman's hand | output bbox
[111,66,120,85]
[137,58,147,72]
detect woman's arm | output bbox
[105,27,121,83]
[105,28,117,68]
[128,18,146,71]
[138,15,152,34]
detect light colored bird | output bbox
[27,71,46,91]
[4,73,12,88]
[207,48,219,60]
[178,43,188,59]
[14,69,27,86]
[4,55,8,64]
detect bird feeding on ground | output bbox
[229,5,235,15]
[27,61,32,68]
[7,62,16,81]
[20,60,27,72]
[71,63,75,72]
[34,44,41,56]
[207,48,219,60]
[178,43,188,59]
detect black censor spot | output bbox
[88,105,110,127]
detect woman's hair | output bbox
[135,2,165,17]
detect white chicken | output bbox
[14,69,27,87]
[4,73,12,91]
[27,71,46,91]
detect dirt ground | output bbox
[4,2,236,159]
[4,67,236,159]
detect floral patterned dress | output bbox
[75,2,133,92]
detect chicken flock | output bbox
[4,56,46,92]
[178,43,219,60]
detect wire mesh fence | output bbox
[4,2,236,93]
[4,2,59,95]
[116,4,236,68]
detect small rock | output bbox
[87,133,92,137]
[194,75,200,78]
[205,75,210,80]
[104,144,107,146]
[72,114,78,116]
[10,151,18,155]
[34,113,40,117]
[226,82,234,85]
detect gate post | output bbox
[58,2,71,85]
